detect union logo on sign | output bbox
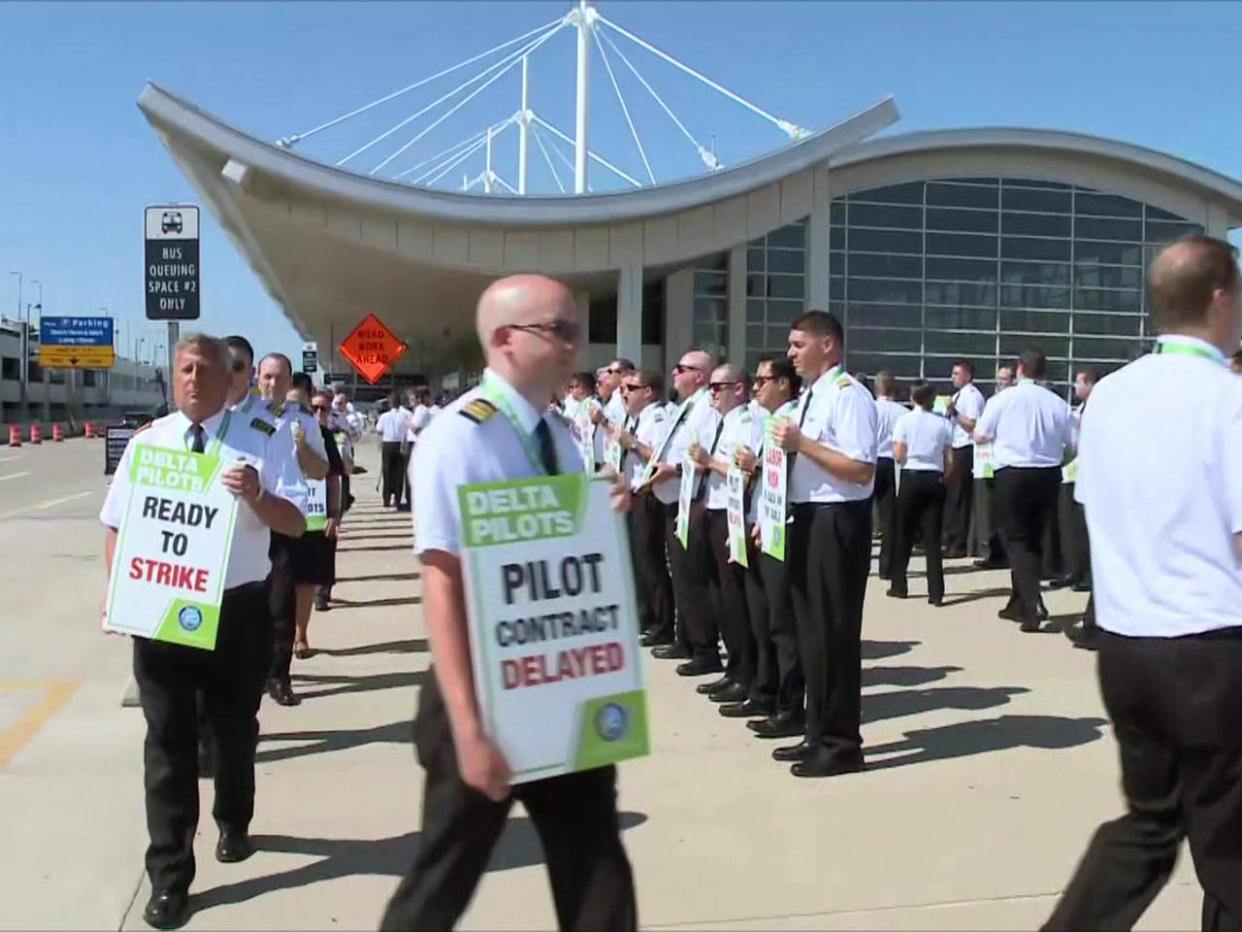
[338,313,407,385]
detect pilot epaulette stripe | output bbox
[459,398,498,424]
[836,375,852,388]
[267,402,284,417]
[250,418,276,436]
[134,423,152,435]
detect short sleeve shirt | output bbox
[874,397,908,459]
[789,367,878,503]
[893,408,952,472]
[975,380,1072,468]
[627,402,667,490]
[950,382,986,448]
[705,403,764,511]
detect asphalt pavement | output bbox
[0,436,1205,930]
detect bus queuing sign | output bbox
[145,205,200,321]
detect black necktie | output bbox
[534,419,559,476]
[189,423,206,454]
[788,387,813,472]
[693,418,726,502]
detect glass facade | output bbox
[744,219,807,374]
[692,252,729,361]
[825,178,1202,394]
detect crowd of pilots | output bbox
[553,319,1093,779]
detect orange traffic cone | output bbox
[52,423,64,442]
[7,425,19,447]
[30,423,42,445]
[84,421,94,439]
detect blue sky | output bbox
[2,1,1240,369]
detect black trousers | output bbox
[662,502,693,654]
[268,536,296,685]
[943,446,973,551]
[1041,489,1064,580]
[890,471,946,603]
[629,493,673,639]
[1060,483,1091,585]
[757,550,803,717]
[873,457,896,577]
[1045,628,1242,931]
[788,499,872,759]
[380,678,637,931]
[381,441,405,506]
[707,509,756,691]
[673,504,722,664]
[133,581,273,893]
[970,477,1007,564]
[994,466,1062,623]
[400,444,414,508]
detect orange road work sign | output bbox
[338,314,407,385]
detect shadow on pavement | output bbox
[191,811,649,913]
[283,670,428,705]
[329,595,423,609]
[320,638,429,657]
[861,640,919,661]
[865,714,1109,770]
[939,586,1012,608]
[339,532,413,542]
[258,714,416,764]
[863,684,1028,724]
[339,543,416,553]
[334,571,421,584]
[862,665,962,688]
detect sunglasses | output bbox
[508,319,581,343]
[311,404,329,412]
[621,383,647,393]
[673,363,703,374]
[752,375,774,385]
[709,380,742,392]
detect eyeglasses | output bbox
[709,380,742,392]
[311,404,329,412]
[673,363,703,374]
[752,375,773,386]
[507,319,581,344]
[621,383,646,393]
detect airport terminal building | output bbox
[140,85,1242,396]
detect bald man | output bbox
[381,274,637,931]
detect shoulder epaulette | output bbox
[267,402,284,417]
[250,417,276,436]
[652,409,665,421]
[134,422,152,435]
[836,375,853,388]
[459,398,498,424]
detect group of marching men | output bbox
[552,310,1091,779]
[100,332,368,929]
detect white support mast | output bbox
[518,56,530,195]
[572,1,594,194]
[484,126,495,193]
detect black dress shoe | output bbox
[886,586,908,599]
[749,713,805,739]
[1072,579,1092,593]
[313,592,330,612]
[143,890,189,930]
[1020,617,1042,633]
[1047,575,1072,590]
[708,682,749,703]
[772,739,814,762]
[997,605,1023,622]
[676,658,724,677]
[268,679,300,707]
[696,675,732,695]
[974,557,1007,570]
[720,698,773,719]
[640,631,673,648]
[652,644,691,660]
[944,547,967,559]
[216,829,254,863]
[791,749,866,779]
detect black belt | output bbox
[224,580,267,596]
[791,499,870,511]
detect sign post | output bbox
[145,206,200,321]
[301,341,319,374]
[37,316,115,369]
[338,314,407,385]
[457,474,648,783]
[105,426,135,476]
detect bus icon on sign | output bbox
[161,211,183,235]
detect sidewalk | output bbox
[13,439,1198,931]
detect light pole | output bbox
[8,271,26,421]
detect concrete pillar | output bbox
[727,244,747,367]
[616,265,643,364]
[1205,201,1231,239]
[805,165,832,310]
[665,268,694,361]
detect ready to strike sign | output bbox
[457,474,648,783]
[103,445,238,650]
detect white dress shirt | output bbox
[974,379,1072,468]
[603,390,627,428]
[874,397,908,460]
[789,367,878,504]
[413,369,582,557]
[893,408,953,473]
[377,407,411,443]
[650,389,719,505]
[626,402,667,490]
[705,403,763,511]
[950,382,986,448]
[100,406,308,588]
[1076,334,1242,638]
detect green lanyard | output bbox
[1157,340,1225,365]
[481,371,551,476]
[184,411,231,456]
[653,388,704,463]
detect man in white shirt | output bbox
[102,334,306,929]
[872,371,907,579]
[972,363,1015,569]
[974,348,1072,632]
[590,358,636,438]
[613,370,671,647]
[942,360,986,558]
[690,363,765,714]
[383,274,636,930]
[1045,236,1242,931]
[375,395,411,508]
[771,311,877,778]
